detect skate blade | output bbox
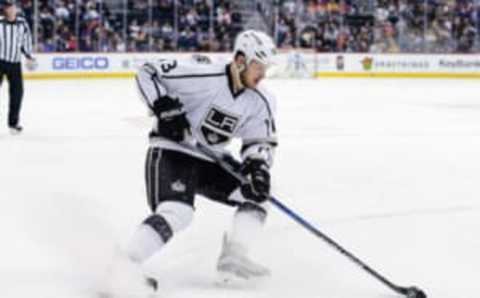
[215,270,268,289]
[96,290,158,298]
[215,271,248,289]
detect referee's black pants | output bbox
[0,60,24,127]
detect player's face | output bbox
[242,60,267,88]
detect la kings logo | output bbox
[201,106,239,145]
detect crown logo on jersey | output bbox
[171,180,186,192]
[207,132,219,143]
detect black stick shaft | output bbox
[194,142,406,295]
[267,196,404,293]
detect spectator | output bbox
[23,0,480,54]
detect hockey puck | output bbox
[406,286,427,298]
[145,277,158,291]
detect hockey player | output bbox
[103,30,278,296]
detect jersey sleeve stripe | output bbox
[143,63,157,75]
[162,73,225,79]
[135,74,154,110]
[253,89,277,134]
[151,74,164,98]
[140,63,166,99]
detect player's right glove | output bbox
[240,158,270,203]
[152,95,191,142]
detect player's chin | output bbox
[247,79,260,89]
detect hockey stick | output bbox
[193,142,427,298]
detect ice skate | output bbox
[9,125,22,135]
[216,233,270,284]
[97,250,158,298]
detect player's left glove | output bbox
[152,95,191,142]
[240,158,270,203]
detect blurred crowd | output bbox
[20,0,238,52]
[278,0,480,53]
[17,0,480,53]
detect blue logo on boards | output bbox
[52,57,109,70]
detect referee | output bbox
[0,0,34,135]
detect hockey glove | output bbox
[153,95,191,142]
[240,158,270,203]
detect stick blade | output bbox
[400,286,427,298]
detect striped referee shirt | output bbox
[0,15,32,63]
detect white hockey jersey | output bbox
[135,58,278,166]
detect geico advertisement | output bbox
[52,56,109,71]
[24,55,112,72]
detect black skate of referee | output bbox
[0,0,34,134]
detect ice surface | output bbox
[0,78,478,298]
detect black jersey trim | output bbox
[141,63,164,98]
[226,64,245,98]
[240,141,278,155]
[162,72,225,79]
[143,63,158,75]
[150,73,163,98]
[252,89,277,133]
